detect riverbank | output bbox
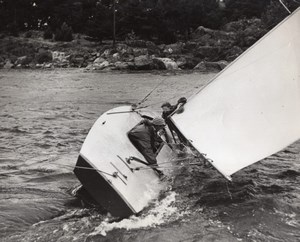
[0,17,266,72]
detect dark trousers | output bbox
[128,133,157,165]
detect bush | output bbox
[43,28,53,39]
[25,31,32,38]
[54,22,73,42]
[35,51,52,64]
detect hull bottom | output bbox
[74,155,134,218]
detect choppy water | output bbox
[0,69,299,242]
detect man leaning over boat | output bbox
[127,117,167,177]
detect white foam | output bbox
[90,191,185,236]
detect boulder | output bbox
[180,56,200,69]
[183,42,198,52]
[205,61,226,71]
[52,51,69,63]
[195,46,220,60]
[113,61,130,70]
[44,63,53,68]
[134,55,153,70]
[35,51,52,64]
[164,42,183,54]
[132,48,148,57]
[193,61,207,71]
[101,49,111,58]
[225,46,243,61]
[15,56,31,66]
[125,40,155,48]
[216,60,229,70]
[176,57,187,69]
[194,60,228,72]
[153,57,179,70]
[111,52,121,62]
[93,60,110,70]
[3,60,14,69]
[70,55,85,67]
[122,53,135,62]
[94,57,106,63]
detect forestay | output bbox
[172,8,300,180]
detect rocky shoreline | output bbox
[0,18,265,72]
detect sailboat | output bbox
[74,7,300,217]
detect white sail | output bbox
[172,8,300,179]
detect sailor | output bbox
[161,97,187,120]
[128,117,166,166]
[161,97,187,143]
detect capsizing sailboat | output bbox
[74,7,300,217]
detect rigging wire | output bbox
[136,76,169,108]
[279,0,292,14]
[226,182,233,200]
[69,164,116,177]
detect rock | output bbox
[225,46,243,61]
[176,57,187,69]
[111,53,121,62]
[134,55,153,70]
[15,56,31,66]
[195,46,220,59]
[164,42,183,54]
[153,57,179,70]
[194,60,228,72]
[35,51,52,64]
[113,61,130,70]
[116,44,130,55]
[122,53,135,62]
[222,18,262,32]
[216,60,229,70]
[132,48,148,57]
[3,60,14,69]
[183,42,198,52]
[44,63,53,68]
[70,56,85,67]
[93,60,110,70]
[180,56,200,69]
[193,61,207,71]
[192,26,215,37]
[52,51,68,63]
[244,36,257,47]
[101,49,111,58]
[205,61,224,71]
[94,57,106,63]
[85,64,94,70]
[163,47,173,54]
[126,40,153,48]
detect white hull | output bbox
[74,106,173,217]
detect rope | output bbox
[279,0,292,14]
[136,76,168,107]
[72,165,116,177]
[135,88,196,110]
[134,161,202,171]
[226,182,233,200]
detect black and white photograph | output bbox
[0,0,299,241]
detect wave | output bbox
[89,191,185,237]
